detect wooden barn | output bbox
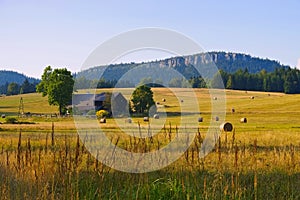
[72,92,127,116]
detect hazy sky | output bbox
[1,0,299,78]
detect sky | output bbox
[0,0,299,78]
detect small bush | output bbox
[5,117,18,124]
[87,110,96,116]
[96,110,109,119]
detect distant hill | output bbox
[0,70,40,85]
[76,52,289,84]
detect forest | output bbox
[210,67,300,94]
[74,67,300,94]
[0,79,38,95]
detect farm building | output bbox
[111,92,129,117]
[72,92,128,116]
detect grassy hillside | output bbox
[0,93,58,117]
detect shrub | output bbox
[87,110,96,116]
[96,110,109,119]
[5,117,18,124]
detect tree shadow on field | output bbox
[0,106,16,109]
[0,112,18,116]
[165,111,200,117]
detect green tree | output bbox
[7,82,20,95]
[36,66,52,96]
[0,82,9,94]
[189,76,207,88]
[21,78,36,94]
[211,71,225,89]
[263,76,271,92]
[36,66,74,115]
[226,75,233,89]
[130,85,155,115]
[234,69,245,90]
[284,69,299,94]
[284,71,293,94]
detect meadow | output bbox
[0,88,299,199]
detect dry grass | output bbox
[0,88,300,199]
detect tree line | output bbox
[75,67,300,94]
[0,79,39,95]
[211,67,300,94]
[74,76,200,89]
[167,67,300,94]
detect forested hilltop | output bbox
[76,52,289,83]
[75,52,300,94]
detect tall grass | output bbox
[0,122,299,199]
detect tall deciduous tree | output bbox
[130,85,155,115]
[36,66,74,115]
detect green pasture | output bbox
[1,88,300,146]
[1,88,300,141]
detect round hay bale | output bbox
[240,117,247,123]
[181,99,184,103]
[213,97,217,100]
[220,122,233,132]
[100,118,106,123]
[198,117,203,122]
[1,114,5,118]
[143,117,149,122]
[250,96,255,99]
[162,98,166,102]
[125,118,132,123]
[215,116,219,121]
[156,102,160,105]
[153,114,159,119]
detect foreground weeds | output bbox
[0,124,299,200]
